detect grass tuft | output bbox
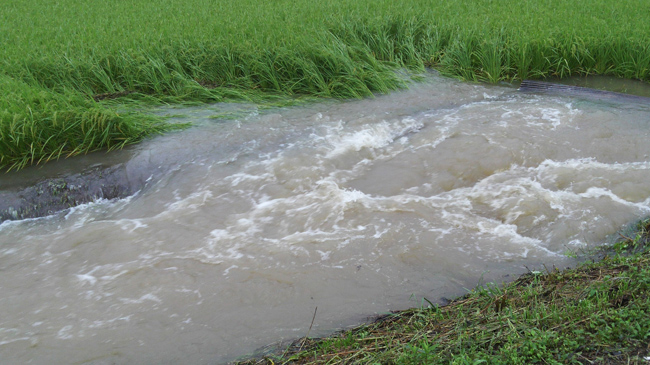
[0,75,184,171]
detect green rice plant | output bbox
[509,41,533,81]
[546,36,580,79]
[589,41,616,75]
[520,40,554,79]
[609,39,650,80]
[630,44,650,80]
[475,34,509,83]
[439,32,479,81]
[418,26,454,68]
[0,75,183,171]
[2,0,650,169]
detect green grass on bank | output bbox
[1,0,650,170]
[235,219,650,364]
[0,75,184,170]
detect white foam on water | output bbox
[3,75,650,364]
[58,196,139,231]
[119,293,162,305]
[86,315,132,329]
[116,218,148,233]
[56,325,74,340]
[539,157,650,171]
[325,118,423,159]
[163,190,213,213]
[76,274,97,286]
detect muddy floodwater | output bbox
[1,73,650,364]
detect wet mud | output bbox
[0,163,149,222]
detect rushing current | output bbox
[1,73,650,364]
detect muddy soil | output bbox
[0,162,151,222]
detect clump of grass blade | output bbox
[0,75,182,171]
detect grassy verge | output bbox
[0,75,186,170]
[2,0,650,170]
[235,219,650,364]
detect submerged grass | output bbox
[1,0,650,170]
[235,219,650,364]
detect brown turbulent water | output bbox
[1,73,650,364]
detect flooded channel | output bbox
[1,73,650,364]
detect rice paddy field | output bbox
[1,0,650,169]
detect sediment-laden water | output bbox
[1,73,650,364]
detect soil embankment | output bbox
[0,142,170,222]
[0,164,144,222]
